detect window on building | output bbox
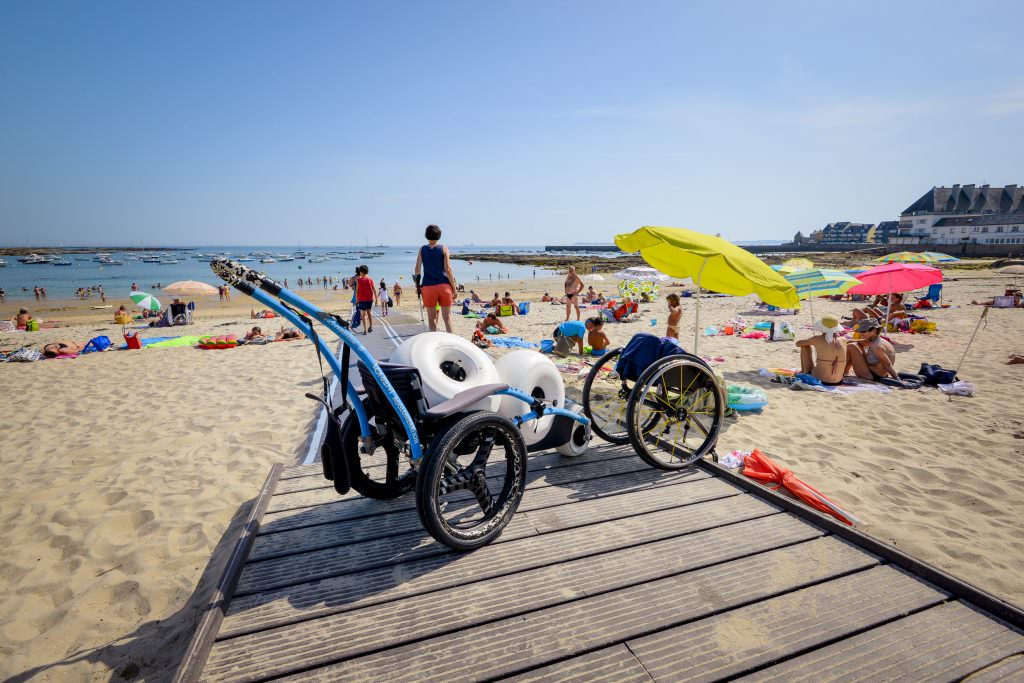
[996,226,1004,233]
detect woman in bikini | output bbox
[665,293,682,340]
[846,319,898,381]
[795,315,848,385]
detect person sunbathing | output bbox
[593,292,606,305]
[14,308,32,327]
[488,293,501,307]
[852,293,907,323]
[795,315,848,385]
[42,340,83,357]
[475,313,507,334]
[846,319,899,381]
[275,327,302,340]
[587,318,610,351]
[244,326,265,341]
[541,292,553,302]
[972,289,1023,307]
[585,285,597,303]
[470,290,483,303]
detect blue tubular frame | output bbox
[496,388,591,427]
[211,259,590,465]
[213,259,425,461]
[245,287,370,435]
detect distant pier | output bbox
[544,245,622,252]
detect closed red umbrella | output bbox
[742,450,859,525]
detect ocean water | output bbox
[0,246,557,301]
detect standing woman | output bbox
[355,265,377,334]
[414,224,458,332]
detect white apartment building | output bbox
[891,184,1024,245]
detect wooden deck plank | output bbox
[962,654,1024,683]
[265,447,666,514]
[273,443,630,493]
[627,565,947,682]
[499,645,653,683]
[274,537,877,682]
[252,466,712,560]
[234,476,741,597]
[203,515,823,680]
[736,601,1024,683]
[222,493,778,637]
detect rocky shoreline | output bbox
[450,251,648,273]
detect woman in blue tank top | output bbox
[414,224,458,332]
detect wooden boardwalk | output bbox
[177,443,1024,682]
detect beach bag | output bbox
[769,321,794,341]
[8,347,42,362]
[81,336,112,354]
[461,300,470,315]
[26,319,40,331]
[918,363,957,386]
[350,308,362,329]
[910,320,937,333]
[124,330,143,350]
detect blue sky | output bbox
[2,1,1022,246]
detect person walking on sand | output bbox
[393,281,402,307]
[414,224,458,333]
[355,265,378,334]
[563,266,584,321]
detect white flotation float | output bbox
[391,332,501,413]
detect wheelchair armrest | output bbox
[424,383,509,420]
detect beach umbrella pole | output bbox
[954,306,988,376]
[692,259,707,354]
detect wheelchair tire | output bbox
[415,412,527,551]
[626,355,723,470]
[581,347,631,444]
[338,398,417,500]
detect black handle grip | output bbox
[210,258,283,296]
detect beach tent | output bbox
[614,226,798,352]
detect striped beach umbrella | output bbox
[784,268,860,320]
[920,252,959,263]
[779,257,814,273]
[129,291,161,311]
[874,251,938,264]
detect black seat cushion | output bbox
[424,383,509,420]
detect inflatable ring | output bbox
[391,332,500,412]
[494,350,565,447]
[199,334,238,350]
[726,384,768,411]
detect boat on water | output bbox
[237,257,255,262]
[260,258,277,264]
[98,257,125,265]
[159,259,182,265]
[308,257,327,263]
[52,259,73,266]
[142,256,162,263]
[74,257,92,261]
[0,259,7,267]
[19,254,53,264]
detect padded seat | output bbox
[424,383,509,420]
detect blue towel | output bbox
[615,333,686,382]
[794,373,823,386]
[486,336,539,349]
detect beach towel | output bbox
[486,336,539,349]
[6,347,41,362]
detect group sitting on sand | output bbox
[797,315,901,384]
[551,317,609,357]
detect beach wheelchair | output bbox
[582,334,724,468]
[211,259,591,550]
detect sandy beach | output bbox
[1,270,1022,680]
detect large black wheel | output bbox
[626,355,723,469]
[337,399,417,500]
[415,412,527,551]
[581,347,631,444]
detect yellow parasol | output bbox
[779,257,814,273]
[615,226,799,351]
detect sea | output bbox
[0,245,566,301]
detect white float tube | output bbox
[391,332,501,413]
[494,350,566,448]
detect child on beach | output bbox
[475,312,507,334]
[665,293,682,339]
[355,265,378,334]
[587,318,610,352]
[552,317,601,357]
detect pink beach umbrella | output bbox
[847,263,943,326]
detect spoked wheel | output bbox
[581,347,631,444]
[338,399,417,500]
[626,355,723,469]
[416,412,527,551]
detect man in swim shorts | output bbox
[564,266,584,321]
[795,314,848,385]
[414,224,459,333]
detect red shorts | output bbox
[421,283,454,308]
